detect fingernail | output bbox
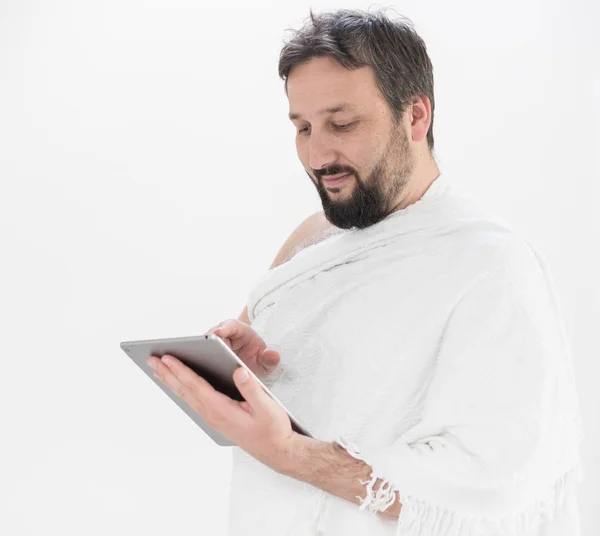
[238,368,249,383]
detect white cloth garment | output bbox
[228,174,584,536]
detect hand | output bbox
[147,353,297,472]
[204,319,280,379]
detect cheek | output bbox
[347,139,375,175]
[365,130,392,166]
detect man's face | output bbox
[287,56,415,229]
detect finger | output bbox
[159,355,242,415]
[214,331,234,350]
[214,321,237,340]
[204,322,226,336]
[151,357,190,402]
[232,367,279,417]
[160,355,217,402]
[204,321,236,349]
[148,354,254,437]
[259,349,280,373]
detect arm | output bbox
[237,210,327,325]
[280,434,402,518]
[237,305,251,325]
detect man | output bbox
[147,9,584,535]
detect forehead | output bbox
[286,56,387,119]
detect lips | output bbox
[322,172,351,186]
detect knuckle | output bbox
[181,379,196,393]
[204,408,222,428]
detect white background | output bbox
[1,0,598,534]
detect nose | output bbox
[307,130,338,171]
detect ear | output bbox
[408,94,432,144]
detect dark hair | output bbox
[278,8,435,152]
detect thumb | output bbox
[259,349,280,371]
[233,367,277,415]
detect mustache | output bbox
[314,165,356,179]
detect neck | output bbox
[390,153,441,213]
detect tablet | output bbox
[119,334,312,446]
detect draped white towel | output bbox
[227,174,584,536]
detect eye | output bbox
[297,126,310,135]
[332,122,355,131]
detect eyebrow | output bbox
[288,103,357,121]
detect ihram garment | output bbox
[228,174,584,536]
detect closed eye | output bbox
[297,122,356,135]
[332,122,355,131]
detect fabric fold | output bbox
[247,175,477,323]
[230,173,584,536]
[331,237,584,531]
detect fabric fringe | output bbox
[336,436,399,514]
[335,436,581,535]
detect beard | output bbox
[309,123,414,230]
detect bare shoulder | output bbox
[269,211,344,269]
[240,212,341,323]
